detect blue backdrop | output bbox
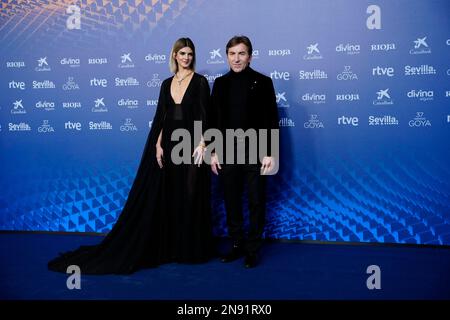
[1,0,449,245]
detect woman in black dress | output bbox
[48,38,212,274]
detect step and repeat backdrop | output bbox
[1,0,449,245]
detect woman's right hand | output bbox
[156,145,164,168]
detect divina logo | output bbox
[407,90,434,102]
[118,98,139,109]
[145,53,166,64]
[60,58,80,67]
[302,93,326,104]
[36,101,55,111]
[336,43,360,55]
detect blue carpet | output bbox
[1,233,449,300]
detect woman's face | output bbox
[174,46,194,70]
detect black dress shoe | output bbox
[220,245,244,263]
[244,253,258,268]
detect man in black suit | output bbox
[209,35,279,268]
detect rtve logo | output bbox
[270,70,290,81]
[65,121,82,131]
[372,66,394,77]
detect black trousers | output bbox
[222,164,267,254]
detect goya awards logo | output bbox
[337,66,358,80]
[120,118,138,132]
[304,114,324,129]
[62,77,80,90]
[409,112,432,127]
[38,120,55,133]
[147,74,163,87]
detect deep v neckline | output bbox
[170,73,195,105]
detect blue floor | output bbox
[1,233,449,300]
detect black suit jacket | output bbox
[210,67,279,159]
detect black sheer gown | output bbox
[48,73,212,274]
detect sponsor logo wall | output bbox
[1,0,449,245]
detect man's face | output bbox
[227,43,252,73]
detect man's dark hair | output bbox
[226,35,253,56]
